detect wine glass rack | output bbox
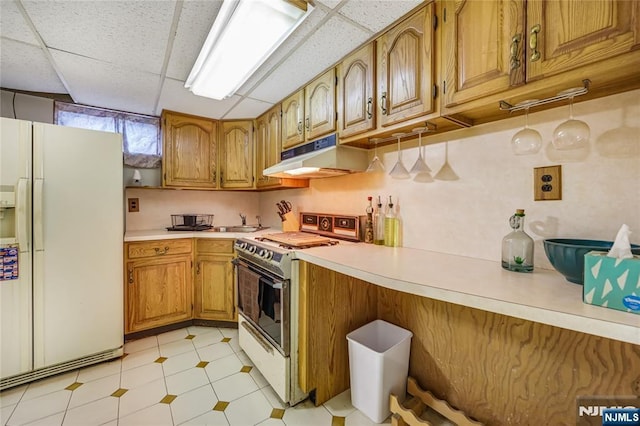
[499,79,591,112]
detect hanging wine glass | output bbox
[366,138,385,173]
[511,102,542,155]
[409,127,432,175]
[434,142,459,181]
[389,133,410,179]
[552,89,590,150]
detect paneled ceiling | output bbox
[0,0,422,119]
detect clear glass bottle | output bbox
[384,196,399,247]
[501,209,534,272]
[374,196,385,245]
[364,197,374,243]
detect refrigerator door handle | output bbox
[16,178,30,251]
[34,178,44,251]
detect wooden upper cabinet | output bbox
[338,42,376,138]
[220,121,254,189]
[162,110,218,189]
[442,0,526,108]
[282,90,305,150]
[377,3,435,127]
[304,68,337,141]
[525,0,640,81]
[255,105,282,188]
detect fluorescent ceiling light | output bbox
[185,0,312,100]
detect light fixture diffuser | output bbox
[185,0,312,100]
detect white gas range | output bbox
[233,213,361,405]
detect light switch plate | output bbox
[534,165,562,201]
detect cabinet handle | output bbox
[530,24,541,62]
[128,268,134,284]
[305,117,309,131]
[510,33,521,70]
[196,262,200,275]
[366,97,373,119]
[154,246,170,255]
[212,170,216,182]
[380,92,387,115]
[297,120,302,134]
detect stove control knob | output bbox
[263,250,273,260]
[238,242,248,250]
[258,249,266,257]
[248,245,257,254]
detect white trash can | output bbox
[346,319,413,423]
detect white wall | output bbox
[259,89,640,270]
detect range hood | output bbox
[264,133,368,179]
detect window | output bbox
[54,102,161,168]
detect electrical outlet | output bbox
[534,165,562,201]
[128,198,139,212]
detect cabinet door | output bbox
[282,90,305,150]
[442,0,526,108]
[126,254,192,333]
[255,105,283,188]
[526,0,640,82]
[305,68,337,140]
[194,254,235,321]
[221,121,254,189]
[162,110,218,189]
[338,42,376,138]
[377,4,435,127]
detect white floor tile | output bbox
[162,350,201,377]
[256,419,286,426]
[228,337,242,353]
[23,411,65,426]
[345,409,391,425]
[218,328,238,339]
[1,403,16,425]
[323,389,356,417]
[260,386,286,410]
[124,336,158,354]
[211,372,259,402]
[157,328,189,345]
[6,389,71,425]
[187,325,219,336]
[235,350,254,366]
[118,403,173,426]
[101,420,118,426]
[191,329,224,349]
[118,378,167,418]
[179,409,228,426]
[77,358,122,383]
[0,384,27,407]
[120,362,164,390]
[203,353,243,383]
[224,389,272,426]
[121,346,160,372]
[62,396,118,425]
[250,366,269,389]
[159,338,196,358]
[68,373,120,409]
[281,399,333,426]
[196,342,234,362]
[22,371,77,401]
[166,368,209,396]
[170,384,218,425]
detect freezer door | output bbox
[0,118,33,379]
[32,123,123,368]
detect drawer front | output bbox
[196,239,234,254]
[127,239,192,259]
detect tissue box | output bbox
[583,251,640,314]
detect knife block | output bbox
[282,212,300,232]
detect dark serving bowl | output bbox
[543,238,640,285]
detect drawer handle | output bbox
[241,321,273,354]
[530,24,541,62]
[510,33,521,70]
[380,92,387,115]
[154,246,170,255]
[366,97,373,119]
[128,269,133,284]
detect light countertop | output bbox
[124,230,639,345]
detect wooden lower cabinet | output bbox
[298,261,640,425]
[194,239,236,322]
[125,239,193,334]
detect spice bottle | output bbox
[374,196,385,245]
[384,196,399,247]
[501,209,534,272]
[364,197,374,243]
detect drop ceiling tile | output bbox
[315,0,344,9]
[248,15,370,104]
[0,1,39,45]
[156,78,240,119]
[50,50,159,115]
[224,97,273,120]
[0,38,66,93]
[21,0,176,74]
[338,0,423,33]
[166,1,222,81]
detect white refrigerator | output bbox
[0,117,123,390]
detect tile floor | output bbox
[0,326,390,426]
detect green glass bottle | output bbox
[384,196,399,247]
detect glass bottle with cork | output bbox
[364,197,374,243]
[501,209,534,272]
[384,196,399,247]
[374,196,385,245]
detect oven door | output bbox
[234,258,290,356]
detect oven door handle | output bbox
[233,258,286,289]
[241,321,274,354]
